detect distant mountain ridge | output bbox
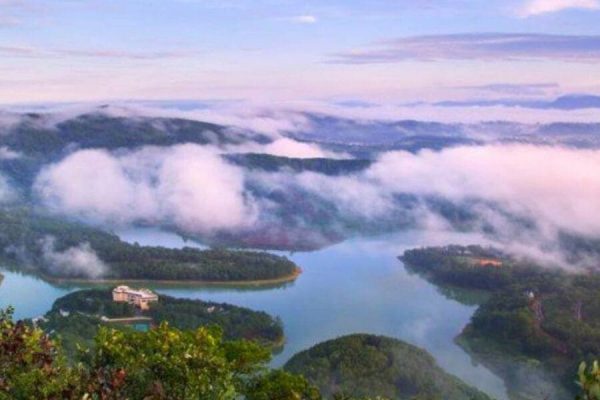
[1,108,599,251]
[434,94,600,110]
[290,113,600,150]
[0,111,270,157]
[3,109,600,161]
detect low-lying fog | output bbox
[1,101,600,270]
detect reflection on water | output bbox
[0,229,508,400]
[0,270,78,320]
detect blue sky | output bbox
[1,0,599,103]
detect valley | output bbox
[1,110,600,399]
[3,2,600,397]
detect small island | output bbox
[38,287,284,358]
[400,245,600,399]
[0,207,301,284]
[284,334,491,400]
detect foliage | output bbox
[0,113,273,191]
[83,323,267,400]
[0,113,258,157]
[40,312,105,361]
[244,370,322,400]
[402,245,600,395]
[226,153,371,176]
[147,295,283,344]
[284,334,491,400]
[1,306,497,400]
[1,307,316,400]
[402,245,522,291]
[0,206,298,282]
[43,289,284,355]
[0,307,81,400]
[578,361,600,400]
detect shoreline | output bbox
[455,333,573,399]
[40,267,302,287]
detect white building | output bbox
[112,285,158,310]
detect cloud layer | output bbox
[290,15,317,24]
[34,145,256,235]
[365,146,600,239]
[260,144,600,265]
[520,0,600,16]
[331,33,600,63]
[40,236,107,279]
[14,102,600,267]
[32,139,600,266]
[0,46,198,60]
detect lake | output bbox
[0,228,508,400]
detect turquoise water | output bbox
[132,323,150,332]
[0,228,508,400]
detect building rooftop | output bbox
[113,285,158,300]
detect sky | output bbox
[1,0,600,104]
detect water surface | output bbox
[0,229,508,400]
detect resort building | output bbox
[473,257,503,268]
[112,285,158,310]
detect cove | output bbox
[0,228,508,400]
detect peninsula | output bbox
[39,287,285,358]
[400,245,600,399]
[0,207,300,284]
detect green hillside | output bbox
[285,334,491,400]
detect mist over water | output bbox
[0,105,598,399]
[3,1,600,398]
[4,106,596,269]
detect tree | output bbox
[245,370,321,400]
[83,322,270,400]
[0,307,289,400]
[0,307,80,400]
[577,361,600,400]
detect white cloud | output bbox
[40,236,107,279]
[290,15,317,24]
[365,146,600,238]
[34,145,257,235]
[0,173,15,203]
[102,103,312,137]
[288,101,600,124]
[284,145,600,267]
[294,171,395,219]
[331,33,600,63]
[258,138,336,159]
[0,45,199,60]
[103,100,600,131]
[0,146,21,159]
[520,0,600,16]
[25,131,600,267]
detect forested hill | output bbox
[400,245,600,398]
[290,114,600,149]
[0,207,299,282]
[0,111,271,190]
[4,301,597,399]
[225,153,372,175]
[0,111,269,156]
[41,288,284,358]
[284,334,491,400]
